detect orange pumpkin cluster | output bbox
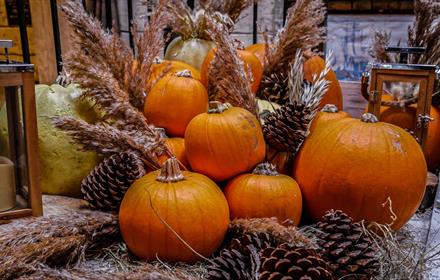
[119,43,429,264]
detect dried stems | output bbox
[206,19,257,114]
[369,31,396,63]
[167,0,254,40]
[56,0,171,169]
[0,209,118,280]
[265,0,326,78]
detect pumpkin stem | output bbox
[208,101,231,114]
[361,113,379,123]
[252,162,279,176]
[321,104,339,113]
[155,127,168,138]
[175,69,193,78]
[156,158,185,182]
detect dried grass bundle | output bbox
[206,19,257,114]
[229,218,315,248]
[167,0,254,40]
[0,209,118,280]
[56,0,171,169]
[369,31,396,63]
[265,0,326,77]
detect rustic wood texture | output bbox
[340,81,367,118]
[29,0,57,84]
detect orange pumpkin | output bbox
[245,43,269,67]
[119,158,229,263]
[293,113,427,230]
[378,104,440,171]
[309,104,351,132]
[266,147,292,175]
[185,102,266,181]
[149,60,201,85]
[158,137,189,169]
[144,70,208,137]
[224,162,302,225]
[200,48,263,93]
[303,56,343,110]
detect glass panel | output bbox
[0,85,29,212]
[379,81,420,134]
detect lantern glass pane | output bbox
[0,85,30,211]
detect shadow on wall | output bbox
[326,14,414,81]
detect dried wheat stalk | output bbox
[206,19,257,114]
[265,0,326,77]
[369,31,395,63]
[0,210,118,280]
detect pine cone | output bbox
[81,151,146,212]
[263,102,312,153]
[259,71,290,105]
[315,210,379,279]
[207,232,276,280]
[260,243,333,280]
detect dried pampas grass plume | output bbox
[206,19,257,114]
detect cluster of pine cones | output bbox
[208,210,378,280]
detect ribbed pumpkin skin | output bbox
[293,118,427,230]
[149,60,201,84]
[144,74,208,137]
[267,148,292,175]
[158,138,189,168]
[224,173,302,225]
[303,56,343,110]
[379,105,440,171]
[185,107,266,181]
[200,49,263,93]
[309,109,351,132]
[119,170,230,263]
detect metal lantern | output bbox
[361,47,438,151]
[0,40,42,219]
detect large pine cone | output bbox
[315,210,379,279]
[81,151,146,212]
[263,102,312,153]
[259,71,290,105]
[207,232,276,280]
[260,243,333,280]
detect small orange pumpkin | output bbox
[293,113,427,230]
[378,104,440,171]
[119,158,230,263]
[266,147,292,175]
[245,43,269,67]
[200,48,263,93]
[149,60,201,84]
[224,162,302,225]
[303,56,343,110]
[155,128,189,168]
[144,70,208,137]
[185,102,266,181]
[309,104,351,132]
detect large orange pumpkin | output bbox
[303,56,343,110]
[185,102,266,181]
[378,104,440,171]
[119,158,229,263]
[224,162,302,225]
[144,70,208,137]
[309,104,351,132]
[200,48,263,93]
[293,113,427,230]
[149,60,201,83]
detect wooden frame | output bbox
[0,65,42,219]
[366,64,437,151]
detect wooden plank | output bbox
[340,81,367,118]
[0,27,35,55]
[56,0,76,57]
[0,208,33,219]
[0,1,8,26]
[0,73,23,86]
[21,72,42,217]
[29,0,57,84]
